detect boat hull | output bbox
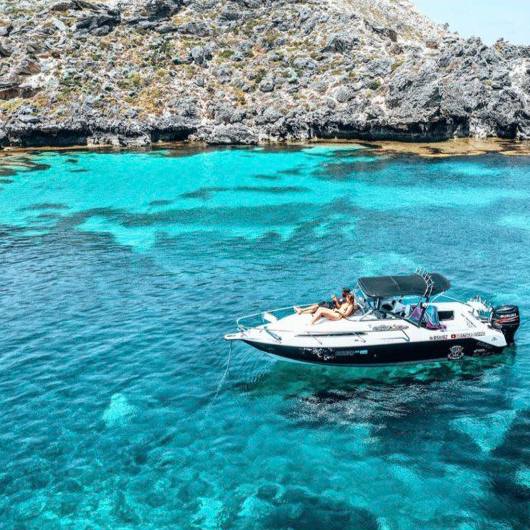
[243,338,506,366]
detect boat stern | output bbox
[490,305,520,345]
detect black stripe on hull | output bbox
[243,338,505,366]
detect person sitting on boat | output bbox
[392,298,406,316]
[294,288,351,315]
[309,292,356,325]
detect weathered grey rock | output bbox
[0,23,13,37]
[135,19,159,30]
[0,0,529,147]
[259,77,274,92]
[367,59,392,77]
[334,86,355,103]
[0,81,23,100]
[18,113,41,124]
[190,45,213,65]
[0,44,11,58]
[73,0,104,9]
[426,39,439,50]
[88,133,151,147]
[76,11,121,35]
[145,0,182,20]
[194,124,258,144]
[220,8,241,22]
[214,66,232,83]
[324,33,359,53]
[371,24,398,42]
[50,1,74,11]
[178,21,211,37]
[16,58,41,76]
[214,103,246,124]
[292,56,317,70]
[156,23,178,34]
[173,54,191,65]
[51,17,67,32]
[255,106,283,126]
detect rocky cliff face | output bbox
[0,0,529,147]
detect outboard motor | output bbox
[490,305,520,345]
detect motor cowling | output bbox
[490,305,520,345]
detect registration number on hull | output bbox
[429,332,486,341]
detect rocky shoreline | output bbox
[1,0,530,149]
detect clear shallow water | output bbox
[0,145,529,529]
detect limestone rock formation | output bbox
[0,0,529,147]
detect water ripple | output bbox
[0,146,529,528]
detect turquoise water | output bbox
[0,145,529,529]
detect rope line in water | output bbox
[213,341,232,401]
[205,342,233,416]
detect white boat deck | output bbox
[233,301,506,350]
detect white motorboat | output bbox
[224,270,520,366]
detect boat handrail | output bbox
[236,297,372,329]
[264,327,282,342]
[431,292,495,318]
[236,293,490,332]
[431,292,475,307]
[236,304,308,330]
[431,292,460,303]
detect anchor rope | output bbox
[205,342,233,416]
[214,340,232,401]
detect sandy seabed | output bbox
[1,137,530,159]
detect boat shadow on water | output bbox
[231,348,518,399]
[223,348,522,430]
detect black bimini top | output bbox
[357,273,451,298]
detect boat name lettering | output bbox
[372,325,406,332]
[336,349,369,356]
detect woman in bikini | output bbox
[295,288,351,316]
[310,292,356,325]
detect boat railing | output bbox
[236,298,370,331]
[415,267,435,299]
[426,292,496,328]
[236,304,305,331]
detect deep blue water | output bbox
[0,145,529,529]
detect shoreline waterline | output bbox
[1,137,530,158]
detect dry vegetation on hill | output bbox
[0,0,529,147]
